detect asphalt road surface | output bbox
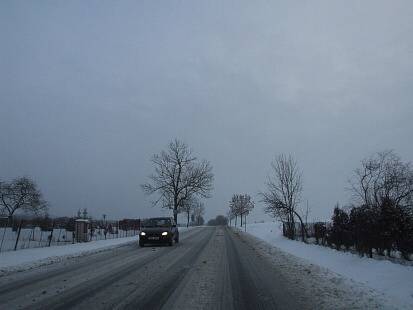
[0,226,315,310]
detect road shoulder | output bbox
[232,228,398,310]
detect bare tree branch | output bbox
[349,150,413,214]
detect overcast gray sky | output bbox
[1,0,412,222]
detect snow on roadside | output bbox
[238,222,413,309]
[0,227,194,276]
[0,236,138,275]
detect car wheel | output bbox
[139,241,145,247]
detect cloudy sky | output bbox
[1,0,412,222]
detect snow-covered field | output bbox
[0,227,193,275]
[238,221,413,309]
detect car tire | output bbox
[139,241,145,247]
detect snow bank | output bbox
[0,227,194,275]
[0,236,138,275]
[239,222,413,308]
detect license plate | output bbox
[148,237,159,240]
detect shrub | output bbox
[330,207,352,250]
[314,222,327,245]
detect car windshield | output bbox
[142,218,171,228]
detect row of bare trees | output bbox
[190,202,206,226]
[0,177,48,221]
[266,150,413,260]
[180,197,206,227]
[227,194,255,227]
[136,139,299,230]
[133,143,409,259]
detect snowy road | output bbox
[0,226,389,309]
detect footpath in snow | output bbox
[0,227,193,275]
[239,222,413,309]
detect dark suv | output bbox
[139,217,179,247]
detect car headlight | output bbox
[140,232,146,236]
[162,232,168,236]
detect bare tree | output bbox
[227,209,235,226]
[228,198,238,226]
[191,201,205,226]
[228,196,237,226]
[260,154,306,240]
[142,139,214,223]
[350,150,413,213]
[0,177,48,221]
[180,196,197,227]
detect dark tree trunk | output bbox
[293,211,307,242]
[8,215,13,230]
[173,205,178,223]
[173,193,179,224]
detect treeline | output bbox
[291,150,413,260]
[329,151,413,259]
[207,215,228,226]
[227,194,255,227]
[263,150,413,261]
[318,199,413,259]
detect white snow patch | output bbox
[238,222,413,309]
